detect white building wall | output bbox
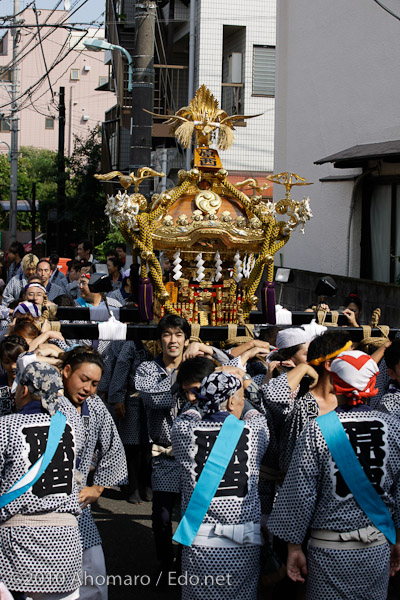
[274,0,400,277]
[195,0,276,173]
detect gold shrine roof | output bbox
[149,170,269,255]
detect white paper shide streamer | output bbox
[242,254,255,279]
[196,252,205,282]
[214,251,222,282]
[173,249,182,281]
[233,251,243,282]
[242,254,249,278]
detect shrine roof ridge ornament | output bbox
[144,84,262,151]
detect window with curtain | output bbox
[362,182,400,283]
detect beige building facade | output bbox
[0,8,115,155]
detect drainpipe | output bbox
[186,0,196,171]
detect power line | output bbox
[22,17,104,111]
[0,1,93,110]
[0,23,86,29]
[1,0,66,70]
[0,29,87,109]
[33,1,55,102]
[6,1,104,111]
[0,0,36,21]
[26,96,55,117]
[39,31,107,64]
[371,0,400,20]
[0,0,89,76]
[0,2,108,137]
[67,19,104,25]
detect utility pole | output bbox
[56,86,66,256]
[9,0,21,245]
[129,1,156,200]
[68,85,73,156]
[31,182,36,251]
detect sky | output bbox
[0,0,105,27]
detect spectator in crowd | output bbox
[36,259,64,301]
[6,241,24,282]
[73,269,122,399]
[76,272,117,309]
[342,292,363,327]
[161,254,173,282]
[106,249,119,261]
[107,269,132,306]
[53,294,76,307]
[0,255,6,300]
[107,256,124,291]
[2,253,39,306]
[115,243,127,265]
[49,253,68,292]
[77,240,98,264]
[66,259,85,299]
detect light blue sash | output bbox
[317,410,396,544]
[173,414,245,547]
[0,410,67,509]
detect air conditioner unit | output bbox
[83,65,91,71]
[82,115,90,121]
[228,53,242,84]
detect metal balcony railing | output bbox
[105,1,188,118]
[153,64,188,116]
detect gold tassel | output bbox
[218,124,235,151]
[175,122,195,149]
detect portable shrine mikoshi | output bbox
[95,85,313,325]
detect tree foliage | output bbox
[94,226,126,261]
[67,126,109,248]
[20,147,58,232]
[0,127,111,250]
[0,148,53,231]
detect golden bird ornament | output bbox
[94,167,165,192]
[144,85,262,151]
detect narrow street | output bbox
[93,488,181,599]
